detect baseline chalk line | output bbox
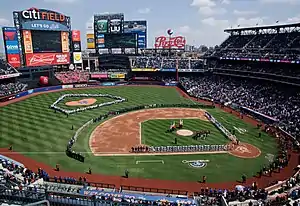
[135,160,164,164]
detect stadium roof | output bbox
[224,22,300,32]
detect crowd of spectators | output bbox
[0,59,25,97]
[0,81,28,97]
[0,59,19,76]
[180,75,300,139]
[54,70,89,84]
[132,57,203,70]
[215,62,300,79]
[213,31,300,60]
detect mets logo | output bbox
[182,160,209,168]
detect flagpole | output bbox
[176,58,179,81]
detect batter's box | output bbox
[135,160,165,164]
[50,93,126,115]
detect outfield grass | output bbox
[142,119,230,146]
[0,86,278,183]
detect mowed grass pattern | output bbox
[0,86,279,182]
[142,119,230,146]
[0,86,194,155]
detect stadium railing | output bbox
[121,185,188,195]
[46,177,116,189]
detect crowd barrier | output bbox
[0,187,196,206]
[81,187,193,203]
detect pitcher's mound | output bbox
[65,98,97,106]
[176,129,194,136]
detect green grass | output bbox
[142,119,230,146]
[0,86,278,183]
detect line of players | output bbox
[131,144,231,153]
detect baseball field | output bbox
[0,86,280,185]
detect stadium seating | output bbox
[213,31,300,60]
[54,71,89,84]
[0,59,26,97]
[132,57,203,70]
[0,82,28,97]
[180,75,300,140]
[0,59,19,76]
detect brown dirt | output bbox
[89,108,208,155]
[228,143,261,158]
[65,98,97,106]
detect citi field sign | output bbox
[14,8,70,31]
[21,8,66,22]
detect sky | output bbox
[0,0,300,51]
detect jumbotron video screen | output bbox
[31,30,62,53]
[104,33,137,48]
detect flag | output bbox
[170,122,174,130]
[170,121,175,129]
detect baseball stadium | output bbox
[0,4,300,206]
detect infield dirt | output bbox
[89,108,208,155]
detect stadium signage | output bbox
[131,68,158,72]
[155,36,186,49]
[0,72,20,80]
[25,53,70,66]
[21,8,65,22]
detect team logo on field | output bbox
[182,160,209,168]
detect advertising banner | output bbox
[20,20,70,31]
[3,27,18,41]
[165,82,178,86]
[102,82,115,86]
[6,41,19,54]
[73,52,82,64]
[86,34,95,49]
[14,8,71,31]
[160,68,176,72]
[178,69,204,72]
[61,31,69,53]
[131,68,158,72]
[0,73,20,80]
[72,30,81,41]
[23,30,33,54]
[109,73,125,78]
[74,84,88,88]
[132,77,149,80]
[96,20,108,33]
[25,53,70,66]
[95,13,124,33]
[124,21,147,48]
[2,27,21,68]
[91,73,108,78]
[94,13,124,49]
[7,54,21,68]
[155,36,186,49]
[73,41,81,52]
[96,34,105,48]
